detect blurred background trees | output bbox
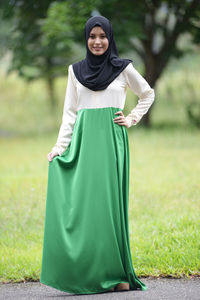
[1,0,200,127]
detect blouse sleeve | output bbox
[123,63,155,128]
[51,65,78,156]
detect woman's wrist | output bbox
[125,116,137,128]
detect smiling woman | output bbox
[40,15,155,295]
[87,26,109,55]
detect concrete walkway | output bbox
[0,277,200,300]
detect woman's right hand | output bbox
[47,150,59,162]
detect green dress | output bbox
[40,63,155,294]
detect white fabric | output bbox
[52,62,155,156]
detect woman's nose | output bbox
[94,37,101,44]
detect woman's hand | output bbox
[47,150,59,162]
[113,111,136,128]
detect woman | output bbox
[40,15,155,294]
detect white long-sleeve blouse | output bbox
[51,62,155,156]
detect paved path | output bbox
[0,277,200,300]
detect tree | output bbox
[2,0,200,123]
[1,0,75,110]
[66,0,200,126]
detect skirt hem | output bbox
[40,278,148,295]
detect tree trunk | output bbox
[140,49,171,127]
[140,110,151,127]
[139,54,157,127]
[46,76,56,111]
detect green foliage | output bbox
[3,0,200,83]
[1,1,75,84]
[67,0,102,34]
[186,101,200,128]
[154,51,200,129]
[42,0,102,45]
[1,0,200,119]
[0,10,14,57]
[41,2,73,48]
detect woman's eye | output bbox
[89,35,106,39]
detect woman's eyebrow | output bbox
[89,33,106,36]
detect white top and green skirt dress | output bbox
[40,62,155,294]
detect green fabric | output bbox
[40,107,147,294]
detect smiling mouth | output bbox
[93,47,102,50]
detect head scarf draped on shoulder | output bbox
[72,15,133,91]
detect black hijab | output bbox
[72,15,133,91]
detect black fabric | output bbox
[72,15,133,91]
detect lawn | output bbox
[0,127,200,282]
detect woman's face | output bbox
[87,26,109,56]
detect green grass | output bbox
[128,127,200,277]
[0,52,200,282]
[0,128,199,282]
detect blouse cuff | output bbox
[125,110,141,128]
[51,145,65,156]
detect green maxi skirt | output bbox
[40,107,147,294]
